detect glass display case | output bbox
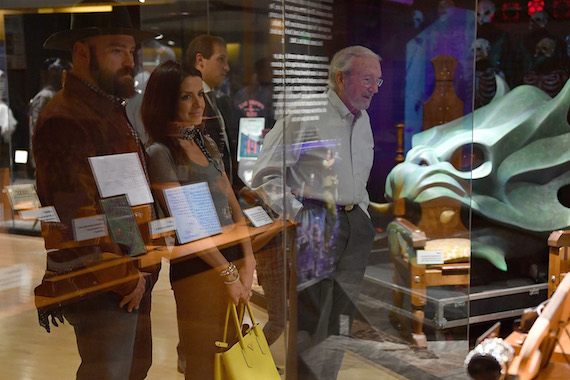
[0,1,568,379]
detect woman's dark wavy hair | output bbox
[141,60,220,168]
[141,60,202,145]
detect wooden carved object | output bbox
[423,55,463,131]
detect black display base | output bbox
[360,251,548,343]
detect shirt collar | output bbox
[327,88,361,123]
[203,81,212,93]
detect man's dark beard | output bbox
[89,48,135,98]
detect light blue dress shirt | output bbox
[252,88,374,221]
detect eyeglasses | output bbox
[345,71,383,88]
[360,76,383,88]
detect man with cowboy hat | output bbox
[33,1,160,379]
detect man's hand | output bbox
[37,304,64,333]
[119,272,146,312]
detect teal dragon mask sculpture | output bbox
[385,79,570,276]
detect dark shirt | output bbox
[203,91,244,191]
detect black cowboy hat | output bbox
[44,0,159,51]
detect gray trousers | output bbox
[297,206,375,380]
[64,288,153,380]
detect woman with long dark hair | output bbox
[142,60,255,379]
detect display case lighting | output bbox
[38,5,113,14]
[14,150,28,164]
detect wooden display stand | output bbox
[35,203,158,307]
[547,230,570,298]
[35,215,289,309]
[0,168,11,222]
[503,230,570,379]
[388,217,470,347]
[505,273,570,379]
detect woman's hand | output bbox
[225,280,249,305]
[225,256,256,305]
[239,256,256,297]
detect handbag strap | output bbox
[229,303,246,350]
[219,301,260,350]
[221,301,231,344]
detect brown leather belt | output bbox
[300,198,357,212]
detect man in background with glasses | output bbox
[252,45,382,379]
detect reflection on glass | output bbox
[253,46,381,379]
[32,2,160,379]
[2,0,569,379]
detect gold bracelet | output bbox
[220,262,239,284]
[222,270,239,284]
[219,262,237,277]
[224,272,241,285]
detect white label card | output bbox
[417,250,445,265]
[72,215,108,242]
[149,217,176,236]
[243,206,273,228]
[88,152,153,206]
[19,206,61,223]
[5,184,41,210]
[0,264,27,292]
[163,182,222,244]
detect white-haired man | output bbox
[252,45,382,379]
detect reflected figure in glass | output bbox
[252,45,382,379]
[28,57,72,172]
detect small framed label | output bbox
[417,250,444,265]
[243,206,273,228]
[19,206,60,223]
[149,217,176,238]
[72,215,108,242]
[5,184,41,211]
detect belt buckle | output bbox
[344,204,354,211]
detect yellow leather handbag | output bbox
[214,301,281,380]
